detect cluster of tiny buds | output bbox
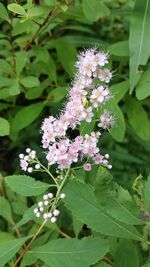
[19,148,40,172]
[33,192,65,223]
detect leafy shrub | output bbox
[0,0,150,266]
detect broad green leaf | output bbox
[48,87,67,103]
[126,96,150,140]
[0,236,29,267]
[0,117,10,136]
[0,232,15,243]
[33,45,50,63]
[9,80,20,96]
[82,0,110,22]
[136,67,150,99]
[129,0,150,92]
[109,41,129,57]
[30,237,109,267]
[5,175,50,196]
[72,216,83,237]
[8,4,26,16]
[20,253,37,267]
[12,102,44,132]
[110,80,129,103]
[114,240,139,267]
[94,183,142,225]
[56,40,77,76]
[0,196,13,223]
[0,3,10,22]
[20,76,40,88]
[27,6,45,17]
[144,174,150,213]
[0,59,11,74]
[16,51,27,76]
[63,180,142,240]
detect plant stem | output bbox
[13,168,70,266]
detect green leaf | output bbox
[114,240,139,267]
[0,232,15,243]
[126,96,150,140]
[16,51,27,76]
[30,237,109,267]
[63,180,142,240]
[129,0,150,92]
[9,80,20,96]
[82,0,110,22]
[56,40,77,76]
[48,87,67,103]
[136,67,150,99]
[0,3,10,22]
[12,102,44,132]
[0,236,29,267]
[103,99,126,142]
[33,45,50,63]
[0,117,10,136]
[144,174,150,213]
[20,76,40,88]
[94,174,142,225]
[8,3,26,16]
[16,204,36,227]
[109,41,129,57]
[0,196,13,223]
[5,175,50,196]
[110,80,129,103]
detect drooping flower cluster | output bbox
[34,192,65,223]
[41,48,114,170]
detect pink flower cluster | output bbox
[41,48,114,170]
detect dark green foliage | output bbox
[0,0,150,266]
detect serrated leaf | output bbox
[0,236,29,267]
[11,102,44,132]
[129,0,150,92]
[126,96,150,140]
[0,3,10,22]
[20,76,40,88]
[63,180,142,240]
[0,196,13,223]
[82,0,110,22]
[114,240,139,267]
[136,67,150,100]
[8,3,26,16]
[0,117,10,136]
[5,175,50,196]
[30,237,109,267]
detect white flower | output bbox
[51,217,57,223]
[53,209,60,216]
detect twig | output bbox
[23,0,74,50]
[103,256,113,265]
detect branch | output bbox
[23,0,74,51]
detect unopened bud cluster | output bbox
[33,192,65,223]
[19,148,40,172]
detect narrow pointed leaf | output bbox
[129,0,150,92]
[0,236,29,267]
